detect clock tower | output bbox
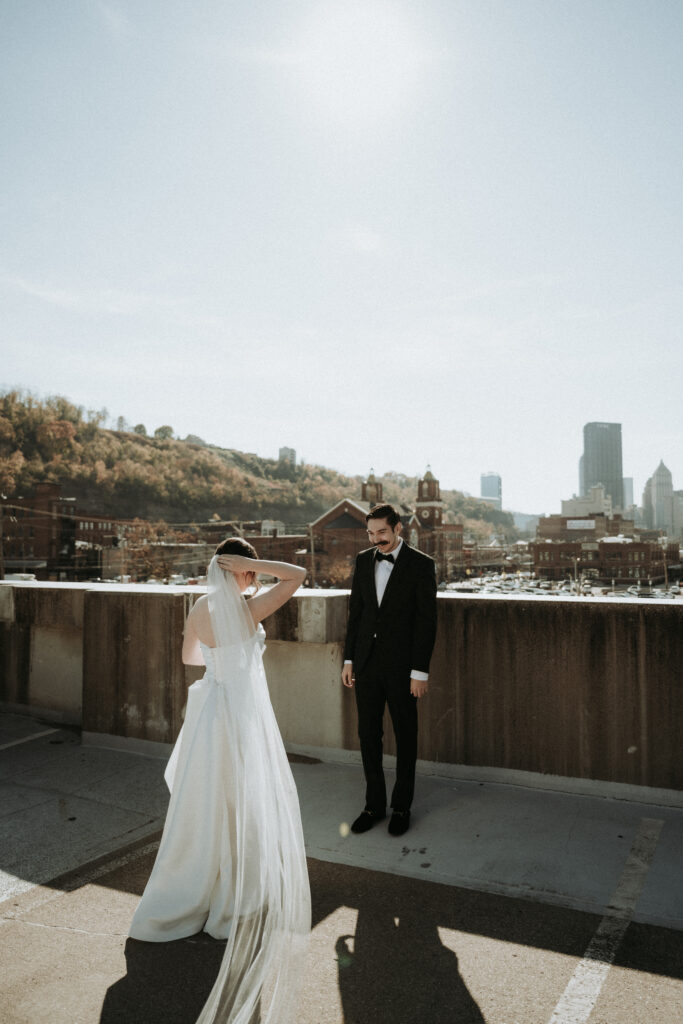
[415,466,444,528]
[361,468,383,506]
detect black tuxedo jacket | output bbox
[344,542,437,680]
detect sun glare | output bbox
[276,1,430,128]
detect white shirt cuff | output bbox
[344,662,427,681]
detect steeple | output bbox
[418,465,440,502]
[415,466,444,527]
[362,468,383,505]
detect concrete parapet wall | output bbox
[1,583,682,791]
[0,585,85,722]
[429,595,683,791]
[81,589,193,743]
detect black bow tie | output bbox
[376,551,395,563]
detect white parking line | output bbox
[0,728,59,750]
[548,816,664,1024]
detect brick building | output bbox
[195,519,308,568]
[531,491,682,583]
[536,512,635,543]
[207,468,465,587]
[303,468,464,586]
[3,469,466,586]
[1,483,124,581]
[531,536,679,583]
[405,468,464,579]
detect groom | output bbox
[342,503,437,837]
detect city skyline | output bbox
[2,2,682,514]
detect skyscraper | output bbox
[651,460,674,534]
[480,472,502,509]
[642,477,653,527]
[582,423,623,510]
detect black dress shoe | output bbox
[350,809,385,834]
[388,810,411,836]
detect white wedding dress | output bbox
[129,558,310,1024]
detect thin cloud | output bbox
[442,272,569,307]
[91,1,133,39]
[2,272,233,332]
[3,273,168,316]
[334,224,384,255]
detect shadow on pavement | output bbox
[313,860,491,1024]
[100,934,226,1024]
[334,908,485,1024]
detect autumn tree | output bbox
[0,450,25,493]
[36,420,77,458]
[0,415,16,448]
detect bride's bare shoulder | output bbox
[185,594,216,647]
[187,594,209,621]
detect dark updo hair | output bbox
[215,537,258,559]
[214,536,260,593]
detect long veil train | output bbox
[184,558,310,1024]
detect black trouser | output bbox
[354,644,418,814]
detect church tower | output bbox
[362,469,383,506]
[415,466,444,528]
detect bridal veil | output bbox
[192,557,310,1024]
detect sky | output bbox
[2,0,682,515]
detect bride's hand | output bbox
[217,554,257,574]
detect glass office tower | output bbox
[480,472,502,509]
[582,422,623,510]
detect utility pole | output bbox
[308,524,316,588]
[0,497,4,580]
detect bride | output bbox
[129,538,310,1024]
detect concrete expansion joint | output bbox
[9,780,125,808]
[10,918,125,939]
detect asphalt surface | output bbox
[1,712,682,1024]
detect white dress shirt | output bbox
[345,538,429,682]
[374,536,403,606]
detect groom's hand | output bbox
[410,677,428,699]
[342,663,355,688]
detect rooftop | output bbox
[2,712,682,1023]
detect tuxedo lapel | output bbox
[363,550,379,611]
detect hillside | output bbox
[0,390,516,538]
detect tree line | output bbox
[0,389,516,539]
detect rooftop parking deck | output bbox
[1,712,683,1023]
[2,582,683,1021]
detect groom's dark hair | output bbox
[366,503,401,528]
[215,537,258,558]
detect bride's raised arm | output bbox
[217,554,306,625]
